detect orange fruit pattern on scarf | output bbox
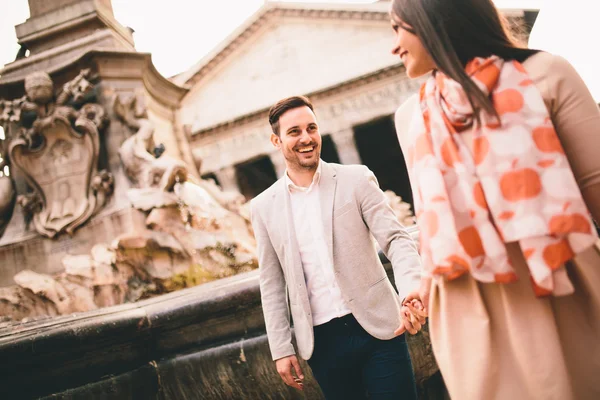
[441,138,461,166]
[407,56,598,297]
[473,182,487,208]
[472,137,490,165]
[543,240,574,270]
[549,213,592,234]
[493,88,525,115]
[458,226,485,258]
[499,168,542,201]
[532,126,565,153]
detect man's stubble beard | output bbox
[284,148,320,171]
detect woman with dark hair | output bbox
[389,0,600,398]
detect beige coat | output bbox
[395,52,600,400]
[251,161,422,361]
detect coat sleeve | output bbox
[541,54,600,224]
[250,200,295,360]
[355,167,423,300]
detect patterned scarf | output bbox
[407,56,598,296]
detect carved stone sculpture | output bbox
[114,94,187,194]
[191,176,246,214]
[0,69,113,238]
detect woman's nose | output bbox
[391,38,402,55]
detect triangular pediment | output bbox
[178,2,401,132]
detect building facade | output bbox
[175,1,538,205]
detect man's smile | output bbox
[297,145,315,153]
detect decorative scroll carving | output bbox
[0,69,113,238]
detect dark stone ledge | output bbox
[0,226,446,399]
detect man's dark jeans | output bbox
[307,314,418,400]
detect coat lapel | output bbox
[276,178,304,283]
[319,162,337,269]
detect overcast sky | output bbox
[0,0,544,78]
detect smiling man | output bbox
[250,95,425,399]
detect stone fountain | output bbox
[0,0,257,323]
[0,71,258,321]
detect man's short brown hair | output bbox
[268,95,314,136]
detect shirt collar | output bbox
[285,160,322,193]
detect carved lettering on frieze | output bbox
[324,79,420,119]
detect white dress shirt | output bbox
[285,162,351,326]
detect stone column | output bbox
[331,128,362,165]
[213,166,238,192]
[269,152,287,178]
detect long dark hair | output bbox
[391,0,539,119]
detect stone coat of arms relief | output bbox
[0,69,114,238]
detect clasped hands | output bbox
[394,291,428,336]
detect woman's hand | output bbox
[394,295,428,336]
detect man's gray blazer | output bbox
[250,161,421,361]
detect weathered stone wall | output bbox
[0,207,146,285]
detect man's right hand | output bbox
[276,355,304,391]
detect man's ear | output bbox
[270,133,281,149]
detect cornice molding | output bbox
[0,50,188,109]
